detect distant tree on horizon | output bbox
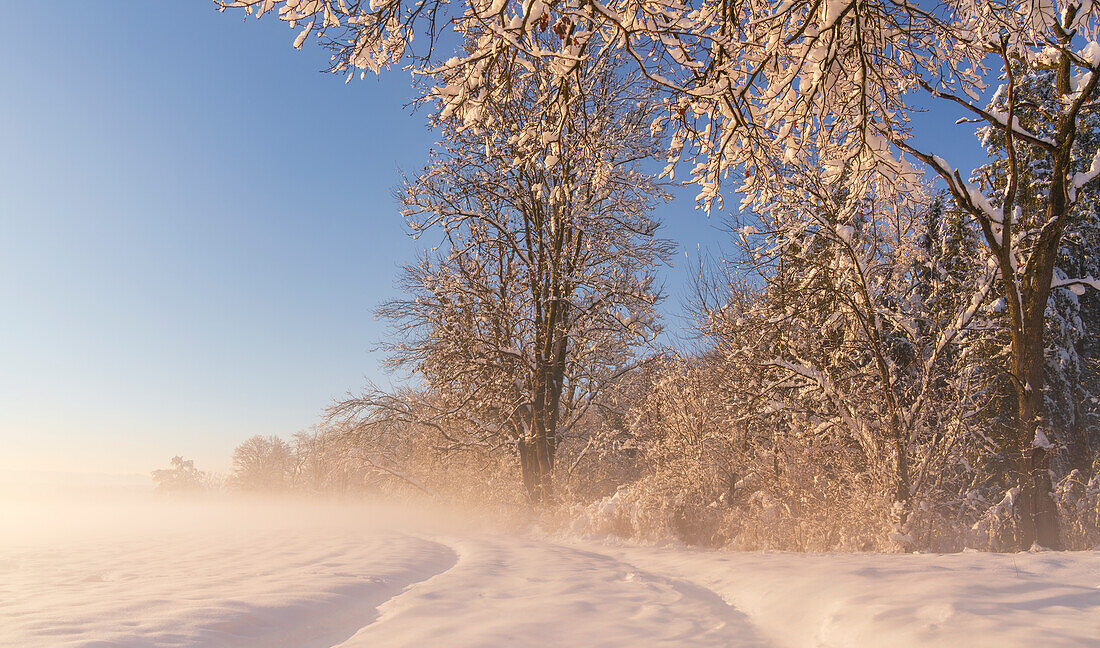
[151,456,207,494]
[229,435,295,492]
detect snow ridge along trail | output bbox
[3,499,1100,647]
[339,536,772,647]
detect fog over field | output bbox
[3,494,1099,648]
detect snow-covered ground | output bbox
[3,497,1098,648]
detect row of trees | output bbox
[152,431,374,494]
[211,0,1100,550]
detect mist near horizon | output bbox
[3,491,1100,647]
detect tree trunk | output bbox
[519,381,556,504]
[869,328,912,542]
[518,403,553,504]
[894,426,911,527]
[521,293,569,504]
[1012,320,1064,550]
[886,407,913,551]
[518,434,551,504]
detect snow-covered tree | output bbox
[229,435,296,491]
[289,427,378,493]
[931,57,1100,548]
[971,65,1100,472]
[217,0,1100,546]
[334,55,672,503]
[697,180,998,548]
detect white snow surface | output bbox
[3,497,1099,648]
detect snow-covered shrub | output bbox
[565,479,735,547]
[327,407,526,507]
[723,442,895,552]
[553,367,653,504]
[1054,468,1100,550]
[969,487,1026,552]
[560,356,902,551]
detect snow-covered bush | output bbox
[553,356,899,550]
[322,399,526,506]
[1054,467,1100,550]
[564,479,735,547]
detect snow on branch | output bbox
[1051,275,1100,295]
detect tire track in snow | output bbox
[165,532,460,648]
[272,533,459,648]
[335,536,774,648]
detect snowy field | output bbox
[3,497,1099,648]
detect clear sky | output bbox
[0,3,985,479]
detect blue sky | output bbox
[0,3,985,478]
